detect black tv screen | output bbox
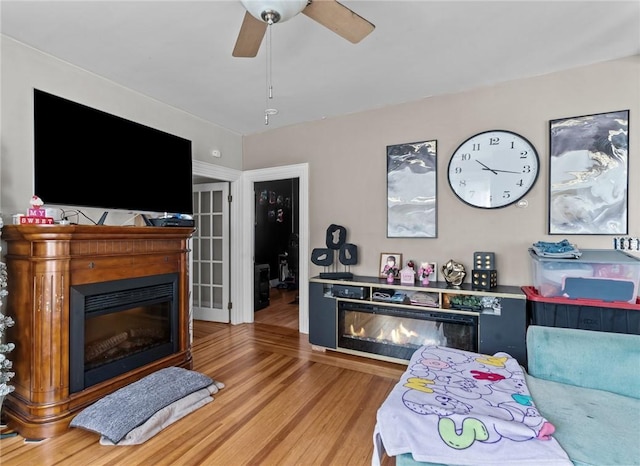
[33,89,193,216]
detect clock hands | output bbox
[476,160,520,174]
[475,160,498,174]
[484,168,521,174]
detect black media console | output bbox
[309,275,528,367]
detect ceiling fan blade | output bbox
[232,11,268,57]
[302,0,375,44]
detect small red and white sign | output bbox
[20,216,54,225]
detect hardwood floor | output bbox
[1,295,403,465]
[253,287,300,330]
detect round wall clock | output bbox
[447,130,540,209]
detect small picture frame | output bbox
[380,253,402,278]
[418,261,437,282]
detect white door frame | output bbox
[241,163,309,333]
[193,160,309,333]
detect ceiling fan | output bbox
[232,0,375,57]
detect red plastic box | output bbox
[522,286,640,335]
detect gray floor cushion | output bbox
[70,367,215,443]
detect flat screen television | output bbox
[33,89,193,220]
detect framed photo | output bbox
[379,253,402,278]
[420,261,437,282]
[387,140,437,238]
[549,110,629,235]
[416,261,438,282]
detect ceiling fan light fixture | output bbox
[241,0,308,24]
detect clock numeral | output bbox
[511,141,516,149]
[519,150,529,158]
[522,165,532,173]
[458,180,467,188]
[502,190,511,199]
[516,179,524,187]
[489,137,500,145]
[460,153,471,161]
[454,167,462,174]
[472,143,480,151]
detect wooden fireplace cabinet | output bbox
[2,224,194,439]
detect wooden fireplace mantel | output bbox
[2,224,194,439]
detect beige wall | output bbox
[0,36,243,222]
[2,34,638,289]
[243,55,640,287]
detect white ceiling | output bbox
[2,1,639,136]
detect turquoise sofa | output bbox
[395,326,640,466]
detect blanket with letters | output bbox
[373,346,571,466]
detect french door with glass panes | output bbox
[191,182,229,322]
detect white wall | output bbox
[242,55,640,287]
[0,36,243,222]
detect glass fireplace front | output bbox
[69,273,179,393]
[338,301,478,361]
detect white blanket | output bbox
[373,346,572,466]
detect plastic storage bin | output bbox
[523,286,640,335]
[528,249,640,303]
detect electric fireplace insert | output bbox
[338,301,478,361]
[69,273,179,393]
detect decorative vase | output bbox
[422,277,430,286]
[386,274,394,283]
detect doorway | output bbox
[253,178,299,329]
[241,163,309,334]
[190,161,309,332]
[254,179,299,289]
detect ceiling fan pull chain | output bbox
[265,24,274,125]
[267,24,273,99]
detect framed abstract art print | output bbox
[387,140,437,238]
[548,110,629,235]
